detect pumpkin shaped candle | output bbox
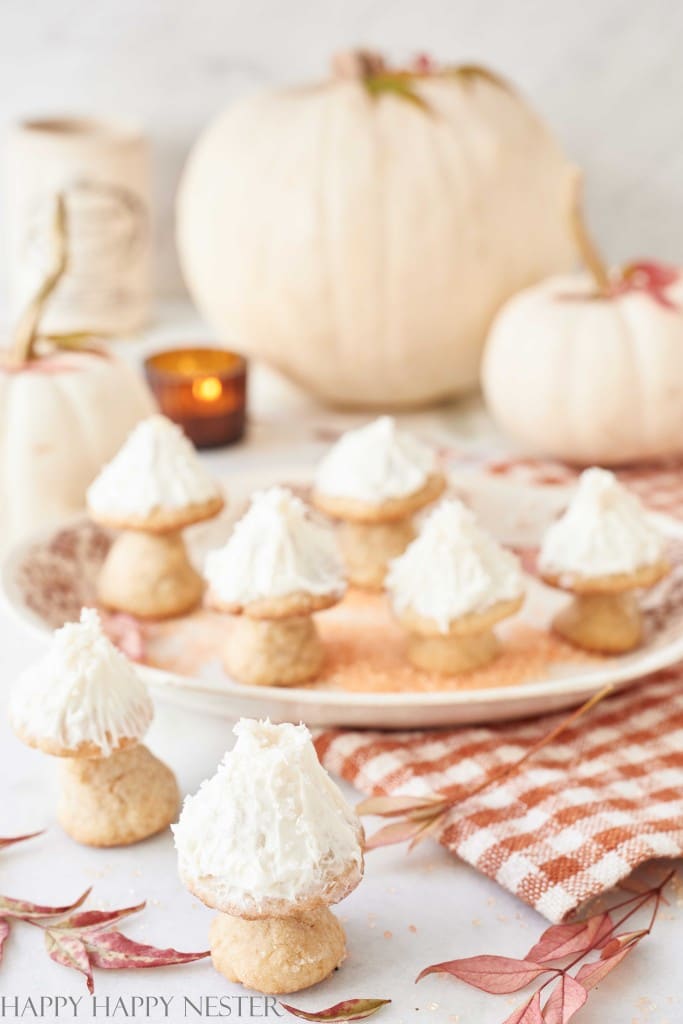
[539,468,668,653]
[87,415,224,619]
[387,499,525,673]
[9,608,179,846]
[313,417,445,589]
[173,719,364,995]
[205,487,345,686]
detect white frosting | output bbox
[205,486,345,605]
[315,416,437,504]
[87,414,221,518]
[9,608,153,756]
[387,499,524,632]
[539,467,666,578]
[172,719,364,913]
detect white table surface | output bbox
[1,306,681,1024]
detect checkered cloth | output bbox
[315,458,683,923]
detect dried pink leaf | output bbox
[0,831,44,850]
[416,955,551,994]
[599,929,648,960]
[84,930,209,971]
[50,902,146,933]
[44,930,94,994]
[575,947,633,991]
[526,913,613,963]
[280,998,391,1022]
[0,919,9,964]
[364,817,438,851]
[356,795,446,818]
[0,887,91,921]
[542,974,587,1024]
[501,992,544,1024]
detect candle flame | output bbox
[192,376,223,402]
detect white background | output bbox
[0,0,682,297]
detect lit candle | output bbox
[144,347,247,448]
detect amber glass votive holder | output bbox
[144,347,247,448]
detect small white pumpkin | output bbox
[483,189,683,466]
[0,197,154,552]
[177,53,577,407]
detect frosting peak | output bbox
[9,608,153,756]
[172,719,364,914]
[87,414,221,519]
[539,468,666,578]
[315,416,437,504]
[205,486,345,606]
[387,499,524,632]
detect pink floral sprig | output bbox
[281,998,391,1022]
[357,686,612,852]
[0,888,208,990]
[415,869,674,1023]
[0,831,44,851]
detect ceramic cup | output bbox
[5,117,152,334]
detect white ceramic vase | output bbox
[5,117,152,334]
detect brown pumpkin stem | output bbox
[10,193,69,365]
[571,172,610,292]
[331,49,386,80]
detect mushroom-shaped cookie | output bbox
[205,487,345,686]
[9,608,179,846]
[313,416,445,589]
[87,415,224,619]
[173,719,364,995]
[387,500,525,673]
[539,468,668,654]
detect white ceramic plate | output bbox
[3,466,683,729]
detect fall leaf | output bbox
[363,817,436,851]
[280,998,391,1022]
[0,888,91,920]
[599,929,648,959]
[542,974,587,1024]
[48,903,146,933]
[0,832,44,850]
[0,920,9,965]
[525,913,613,964]
[355,794,446,818]
[501,992,544,1024]
[575,947,633,990]
[360,686,612,852]
[416,870,673,1024]
[45,931,93,993]
[416,955,550,994]
[83,931,210,972]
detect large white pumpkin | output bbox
[482,262,683,465]
[177,56,577,407]
[0,347,155,552]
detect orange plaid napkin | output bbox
[315,457,683,923]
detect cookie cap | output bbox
[539,468,666,581]
[9,608,153,758]
[173,719,364,917]
[205,487,345,611]
[87,414,222,525]
[386,499,524,633]
[314,416,437,506]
